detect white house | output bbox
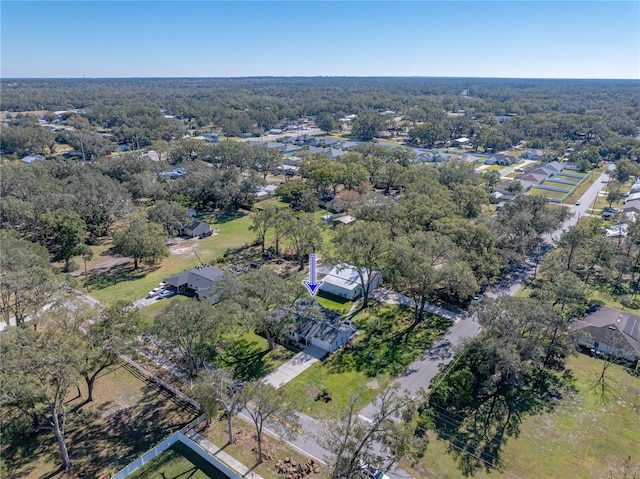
[319,264,383,300]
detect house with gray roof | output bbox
[164,265,225,303]
[20,154,44,164]
[488,154,519,166]
[181,220,210,238]
[323,148,345,160]
[283,298,355,354]
[521,149,546,160]
[571,306,640,363]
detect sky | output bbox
[1,1,639,79]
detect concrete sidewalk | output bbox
[263,345,326,388]
[186,430,264,479]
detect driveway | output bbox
[263,346,325,388]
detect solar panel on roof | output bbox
[623,317,639,341]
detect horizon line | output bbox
[2,75,639,81]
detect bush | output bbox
[67,259,80,272]
[314,388,332,403]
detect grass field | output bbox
[88,214,255,304]
[284,302,451,417]
[2,363,199,478]
[315,290,354,315]
[404,354,640,479]
[484,165,508,172]
[128,442,231,479]
[530,188,569,200]
[564,167,604,204]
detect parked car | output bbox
[472,294,484,303]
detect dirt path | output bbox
[69,256,132,276]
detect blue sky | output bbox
[1,1,639,79]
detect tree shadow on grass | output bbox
[213,212,246,225]
[431,368,575,477]
[4,362,200,479]
[88,262,158,290]
[219,337,272,381]
[326,303,452,378]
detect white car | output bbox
[575,201,581,206]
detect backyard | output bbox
[284,301,452,417]
[404,353,640,479]
[2,362,199,478]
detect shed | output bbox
[181,220,211,238]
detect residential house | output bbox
[334,215,356,225]
[307,145,326,155]
[284,298,355,354]
[417,151,451,163]
[281,144,302,154]
[255,184,278,200]
[458,153,480,164]
[531,161,563,176]
[323,148,345,160]
[629,182,640,194]
[516,173,547,185]
[626,192,640,202]
[621,200,640,213]
[141,150,160,161]
[521,149,546,161]
[570,306,640,363]
[159,167,187,179]
[319,264,383,300]
[20,154,44,164]
[276,164,300,175]
[164,265,225,304]
[488,154,518,166]
[181,220,211,238]
[560,162,579,172]
[452,137,470,147]
[622,199,640,215]
[340,141,359,151]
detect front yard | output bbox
[284,301,452,417]
[404,353,640,479]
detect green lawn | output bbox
[219,331,297,381]
[88,214,254,305]
[3,364,198,478]
[284,302,451,417]
[564,167,605,204]
[484,165,508,172]
[315,291,354,315]
[516,280,640,313]
[405,354,640,479]
[129,442,230,479]
[530,188,569,200]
